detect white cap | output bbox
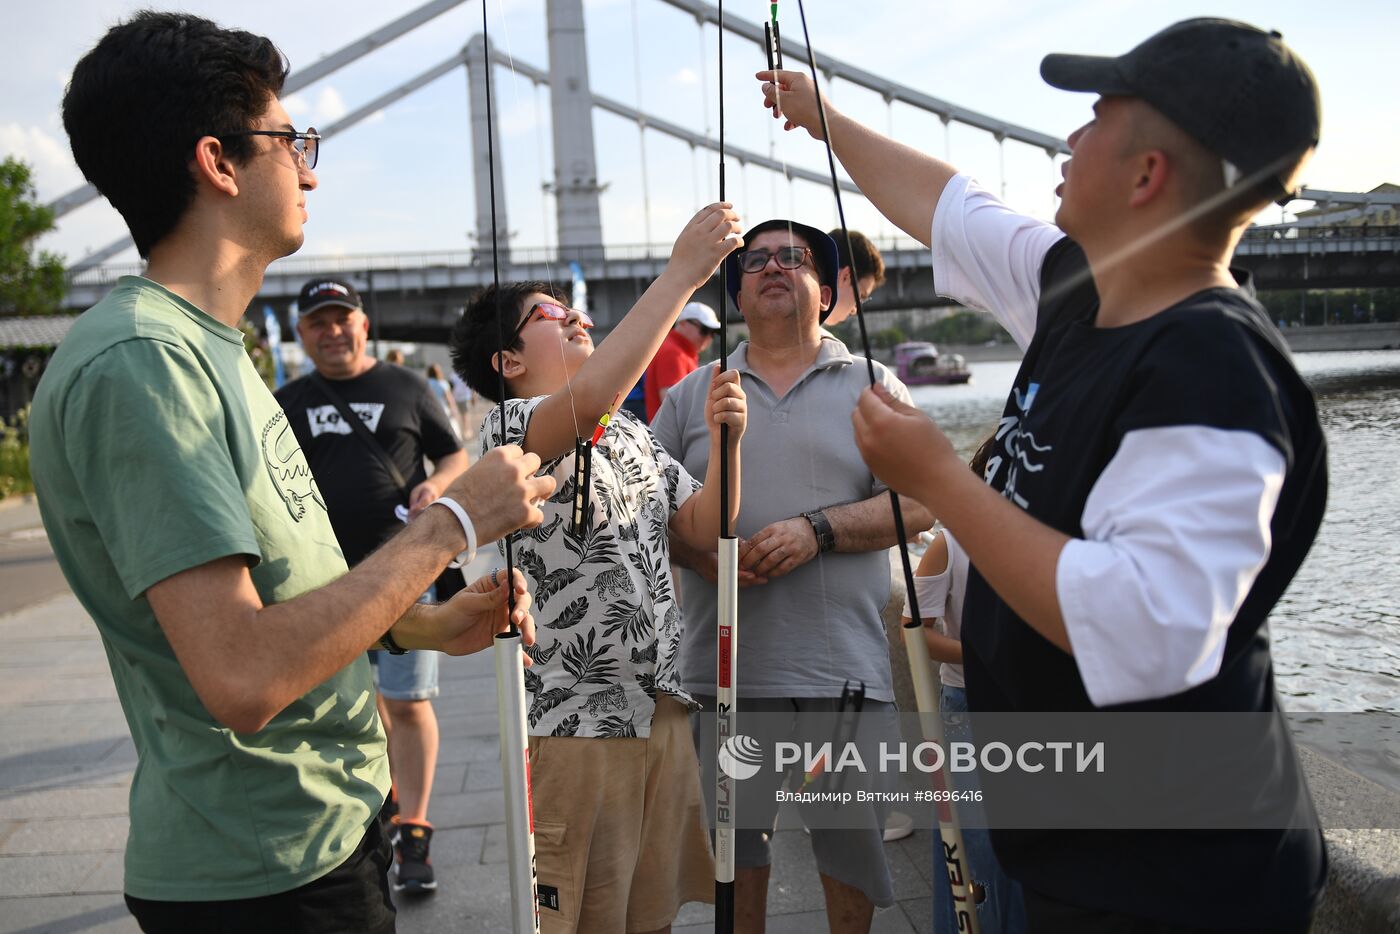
[678,302,721,331]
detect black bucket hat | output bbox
[724,219,840,318]
[1041,18,1320,204]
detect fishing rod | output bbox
[786,1,981,930]
[714,1,740,927]
[483,0,539,928]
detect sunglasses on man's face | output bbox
[512,302,594,343]
[736,246,813,274]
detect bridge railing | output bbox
[68,225,1392,291]
[66,234,930,289]
[66,243,669,289]
[1242,224,1400,242]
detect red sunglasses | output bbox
[512,302,594,343]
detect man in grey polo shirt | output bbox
[653,219,932,932]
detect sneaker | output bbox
[882,809,914,842]
[393,822,437,894]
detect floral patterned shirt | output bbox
[481,398,702,738]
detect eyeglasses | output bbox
[736,246,813,274]
[219,127,320,169]
[512,302,594,343]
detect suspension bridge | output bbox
[47,0,1400,339]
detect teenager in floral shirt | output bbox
[449,204,746,934]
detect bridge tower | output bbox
[465,34,510,264]
[545,0,606,256]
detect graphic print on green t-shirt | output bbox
[260,407,327,523]
[28,277,388,901]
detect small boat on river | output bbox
[893,341,971,386]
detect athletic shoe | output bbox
[393,822,437,894]
[883,809,914,842]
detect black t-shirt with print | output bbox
[276,362,461,566]
[962,238,1328,925]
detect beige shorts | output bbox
[529,695,715,934]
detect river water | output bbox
[908,350,1400,714]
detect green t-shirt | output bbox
[29,277,389,901]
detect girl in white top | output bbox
[900,434,1026,934]
[901,528,1026,934]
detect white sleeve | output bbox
[1056,426,1286,708]
[929,174,1067,351]
[902,569,952,623]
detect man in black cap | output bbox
[764,18,1327,932]
[277,276,468,895]
[653,219,932,932]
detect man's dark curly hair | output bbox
[62,11,289,258]
[450,281,570,403]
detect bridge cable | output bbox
[788,0,983,928]
[630,0,656,250]
[533,80,555,256]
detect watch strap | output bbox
[378,629,408,655]
[802,509,836,554]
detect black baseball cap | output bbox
[298,277,364,315]
[1040,18,1320,204]
[725,219,840,317]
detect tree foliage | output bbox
[0,157,66,315]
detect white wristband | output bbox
[430,496,477,569]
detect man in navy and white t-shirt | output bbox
[762,18,1328,933]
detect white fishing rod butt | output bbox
[900,621,981,934]
[902,622,941,727]
[495,630,540,934]
[715,536,739,931]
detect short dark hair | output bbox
[62,11,289,258]
[829,229,886,288]
[450,281,570,403]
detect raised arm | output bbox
[521,204,741,460]
[757,69,958,247]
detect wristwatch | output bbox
[801,509,836,554]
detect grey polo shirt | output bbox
[651,336,913,702]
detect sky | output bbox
[4,0,1398,270]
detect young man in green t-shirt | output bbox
[30,12,554,932]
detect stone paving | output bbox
[0,498,935,933]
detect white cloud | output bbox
[316,86,349,124]
[283,93,311,117]
[0,122,84,199]
[283,87,348,126]
[672,67,698,86]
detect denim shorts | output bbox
[366,587,440,701]
[367,648,440,701]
